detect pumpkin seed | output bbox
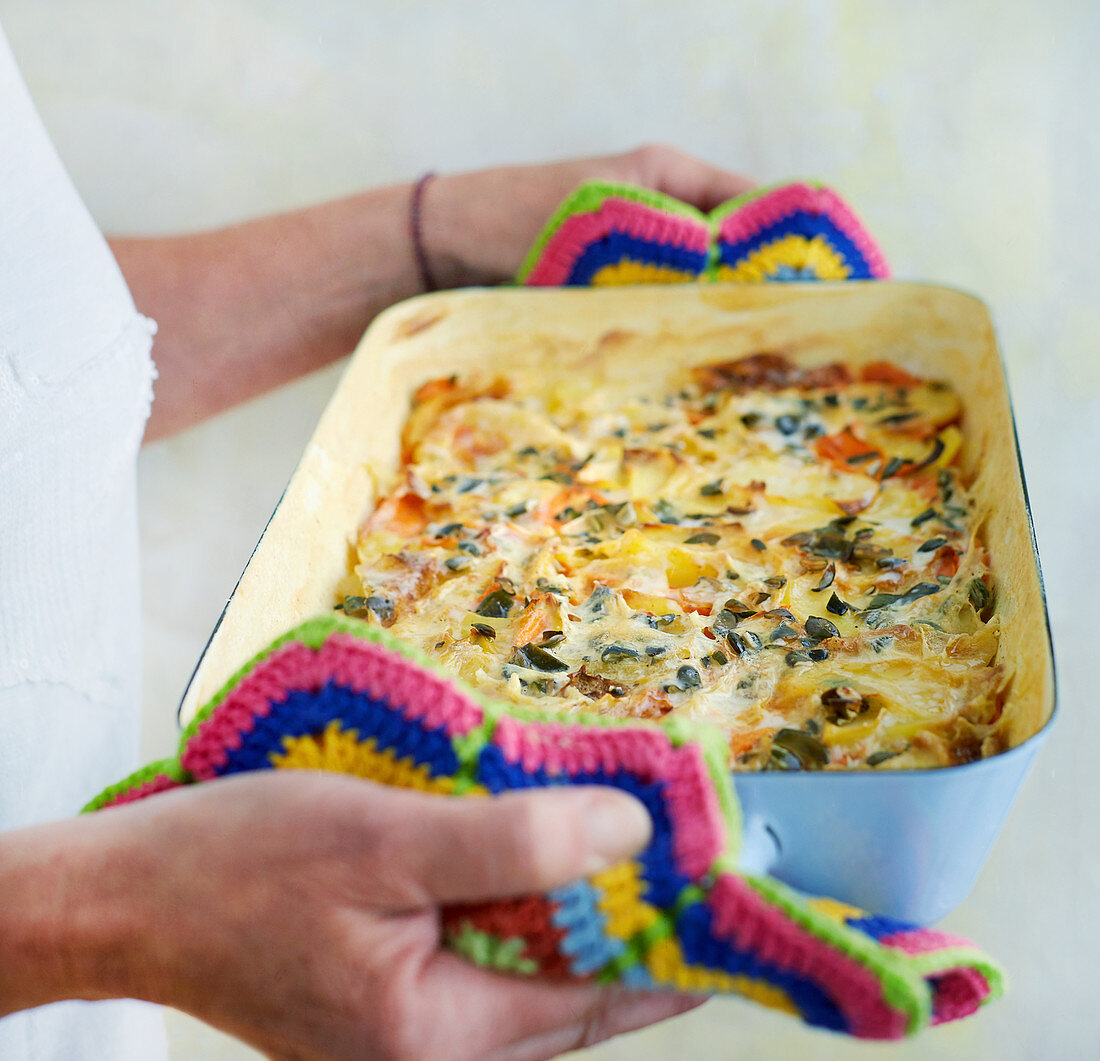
[750,538,768,552]
[805,616,840,642]
[917,537,948,553]
[677,665,702,688]
[773,728,829,769]
[685,532,720,545]
[470,623,497,640]
[910,508,937,528]
[866,749,900,767]
[968,578,992,612]
[475,588,514,618]
[826,592,850,616]
[601,644,640,662]
[700,480,723,496]
[508,645,570,672]
[813,562,836,592]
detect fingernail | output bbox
[582,791,652,874]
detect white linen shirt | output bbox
[0,22,168,1060]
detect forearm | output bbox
[112,182,422,441]
[0,818,138,1016]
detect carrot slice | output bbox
[366,490,429,536]
[860,361,922,387]
[813,426,880,471]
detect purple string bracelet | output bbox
[410,171,438,293]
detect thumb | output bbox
[388,786,652,905]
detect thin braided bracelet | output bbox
[410,171,438,292]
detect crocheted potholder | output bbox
[516,180,890,287]
[88,617,1001,1040]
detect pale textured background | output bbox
[3,0,1097,1057]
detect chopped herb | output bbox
[475,588,514,618]
[470,623,497,640]
[813,562,836,592]
[750,538,767,552]
[826,592,850,616]
[917,537,948,552]
[685,531,720,545]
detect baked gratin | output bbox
[341,352,1006,771]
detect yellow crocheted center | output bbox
[646,934,800,1012]
[717,234,850,282]
[271,721,485,795]
[590,260,699,286]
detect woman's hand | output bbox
[425,144,756,288]
[0,771,702,1060]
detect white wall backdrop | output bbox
[2,1,1096,1058]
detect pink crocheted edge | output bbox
[716,183,891,279]
[182,637,485,780]
[927,968,989,1025]
[490,717,725,880]
[710,874,908,1039]
[879,929,990,1024]
[525,198,710,286]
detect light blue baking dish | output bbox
[177,283,1056,925]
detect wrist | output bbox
[418,170,515,289]
[0,816,146,1015]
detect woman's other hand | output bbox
[0,771,703,1060]
[424,144,756,288]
